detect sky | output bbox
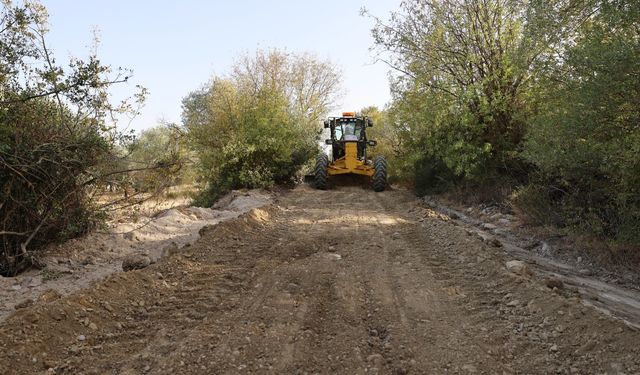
[41,0,401,132]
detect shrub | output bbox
[521,1,640,242]
[183,50,341,206]
[0,2,172,275]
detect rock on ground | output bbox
[506,260,532,276]
[122,253,151,272]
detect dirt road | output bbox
[1,186,639,374]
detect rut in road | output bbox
[1,185,639,374]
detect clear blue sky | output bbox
[42,0,400,132]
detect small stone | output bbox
[68,345,81,354]
[80,256,95,265]
[42,358,56,370]
[88,322,98,330]
[162,242,180,257]
[505,260,531,276]
[78,335,86,341]
[103,303,114,313]
[14,298,34,309]
[482,223,497,230]
[326,253,342,260]
[39,290,62,303]
[122,253,151,271]
[549,344,558,352]
[489,238,503,247]
[198,225,210,237]
[545,278,564,290]
[367,353,384,368]
[506,300,520,307]
[578,269,593,276]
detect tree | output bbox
[232,50,342,127]
[126,125,190,192]
[183,49,342,206]
[366,0,594,182]
[0,1,174,275]
[358,106,409,182]
[521,0,640,241]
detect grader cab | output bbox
[314,112,387,191]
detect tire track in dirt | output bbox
[0,185,639,374]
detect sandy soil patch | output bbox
[0,189,272,321]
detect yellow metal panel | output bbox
[327,142,375,176]
[345,143,358,170]
[327,142,375,177]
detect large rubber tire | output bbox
[314,153,329,190]
[372,155,387,192]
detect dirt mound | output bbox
[0,186,639,374]
[212,189,272,212]
[0,189,273,322]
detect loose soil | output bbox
[1,185,639,374]
[0,190,272,322]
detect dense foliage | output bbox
[126,125,190,192]
[370,0,640,242]
[520,0,640,241]
[0,1,173,275]
[183,50,341,206]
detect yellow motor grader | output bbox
[314,112,387,191]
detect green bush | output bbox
[186,84,316,207]
[372,0,640,244]
[1,97,111,275]
[0,2,167,275]
[127,125,189,192]
[183,50,340,206]
[521,1,640,242]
